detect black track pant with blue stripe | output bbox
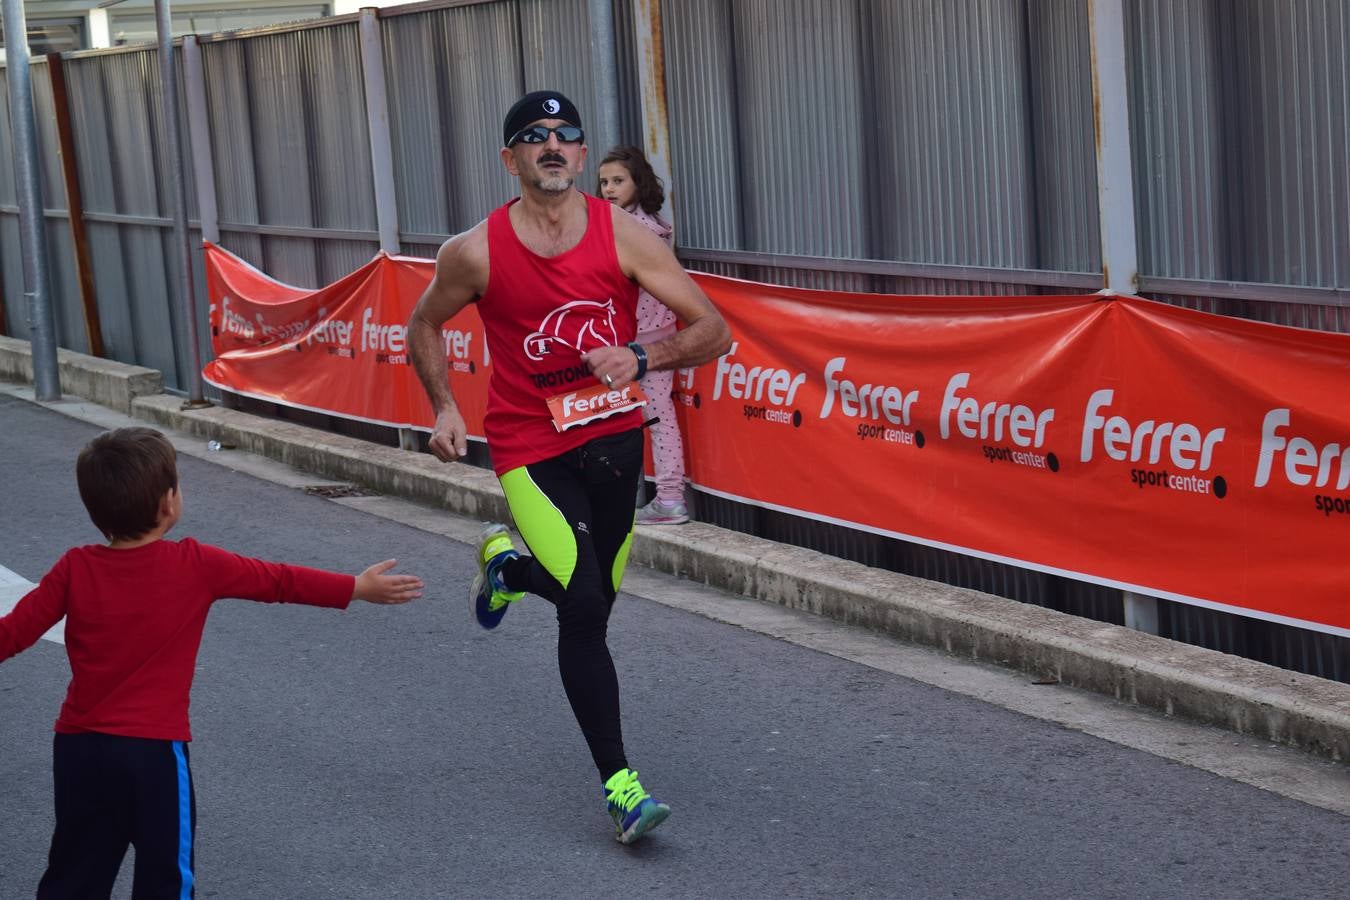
[38,732,196,900]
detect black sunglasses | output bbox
[508,124,585,147]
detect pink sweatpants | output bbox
[639,366,685,503]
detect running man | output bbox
[407,90,730,844]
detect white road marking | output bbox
[0,563,65,645]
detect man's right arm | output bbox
[407,226,488,462]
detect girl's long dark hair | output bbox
[598,146,665,215]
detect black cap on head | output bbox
[503,91,582,147]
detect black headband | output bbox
[503,91,582,147]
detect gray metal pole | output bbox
[154,0,209,406]
[586,0,620,154]
[1088,0,1156,633]
[1088,0,1140,296]
[2,0,62,400]
[357,7,415,451]
[358,8,401,256]
[182,36,220,246]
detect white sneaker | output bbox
[635,499,689,525]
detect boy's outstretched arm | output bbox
[353,560,423,605]
[0,558,69,662]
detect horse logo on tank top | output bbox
[523,299,619,361]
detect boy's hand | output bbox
[353,560,423,605]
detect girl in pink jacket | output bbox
[597,146,688,524]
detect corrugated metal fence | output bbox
[1,0,1346,680]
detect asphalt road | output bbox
[1,393,1347,899]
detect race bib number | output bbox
[547,381,649,432]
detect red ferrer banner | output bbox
[204,244,488,436]
[203,244,1350,636]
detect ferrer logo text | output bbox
[713,342,806,427]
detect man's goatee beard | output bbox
[533,173,574,194]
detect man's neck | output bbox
[516,187,583,227]
[510,189,589,257]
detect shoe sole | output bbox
[469,525,509,631]
[635,517,689,526]
[617,802,670,844]
[468,570,495,629]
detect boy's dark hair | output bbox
[76,427,179,541]
[598,146,665,215]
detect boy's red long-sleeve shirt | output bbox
[0,538,353,741]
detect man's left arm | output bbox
[583,209,732,386]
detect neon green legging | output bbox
[499,464,635,599]
[495,429,644,777]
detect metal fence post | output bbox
[1090,0,1158,634]
[182,36,220,247]
[153,0,210,407]
[358,8,401,256]
[357,7,417,451]
[1088,0,1140,296]
[3,0,62,400]
[586,0,621,155]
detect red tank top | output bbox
[478,193,642,474]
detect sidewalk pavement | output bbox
[3,334,1348,763]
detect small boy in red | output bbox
[0,427,423,898]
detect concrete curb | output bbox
[0,335,161,415]
[3,338,1349,763]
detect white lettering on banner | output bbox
[713,342,806,405]
[254,313,311,342]
[361,307,406,353]
[1254,409,1350,489]
[819,357,919,424]
[939,373,1054,447]
[305,307,355,347]
[441,328,473,360]
[563,385,634,417]
[219,296,256,339]
[1080,389,1225,470]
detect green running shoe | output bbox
[469,524,525,630]
[604,768,671,844]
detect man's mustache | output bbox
[539,154,566,166]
